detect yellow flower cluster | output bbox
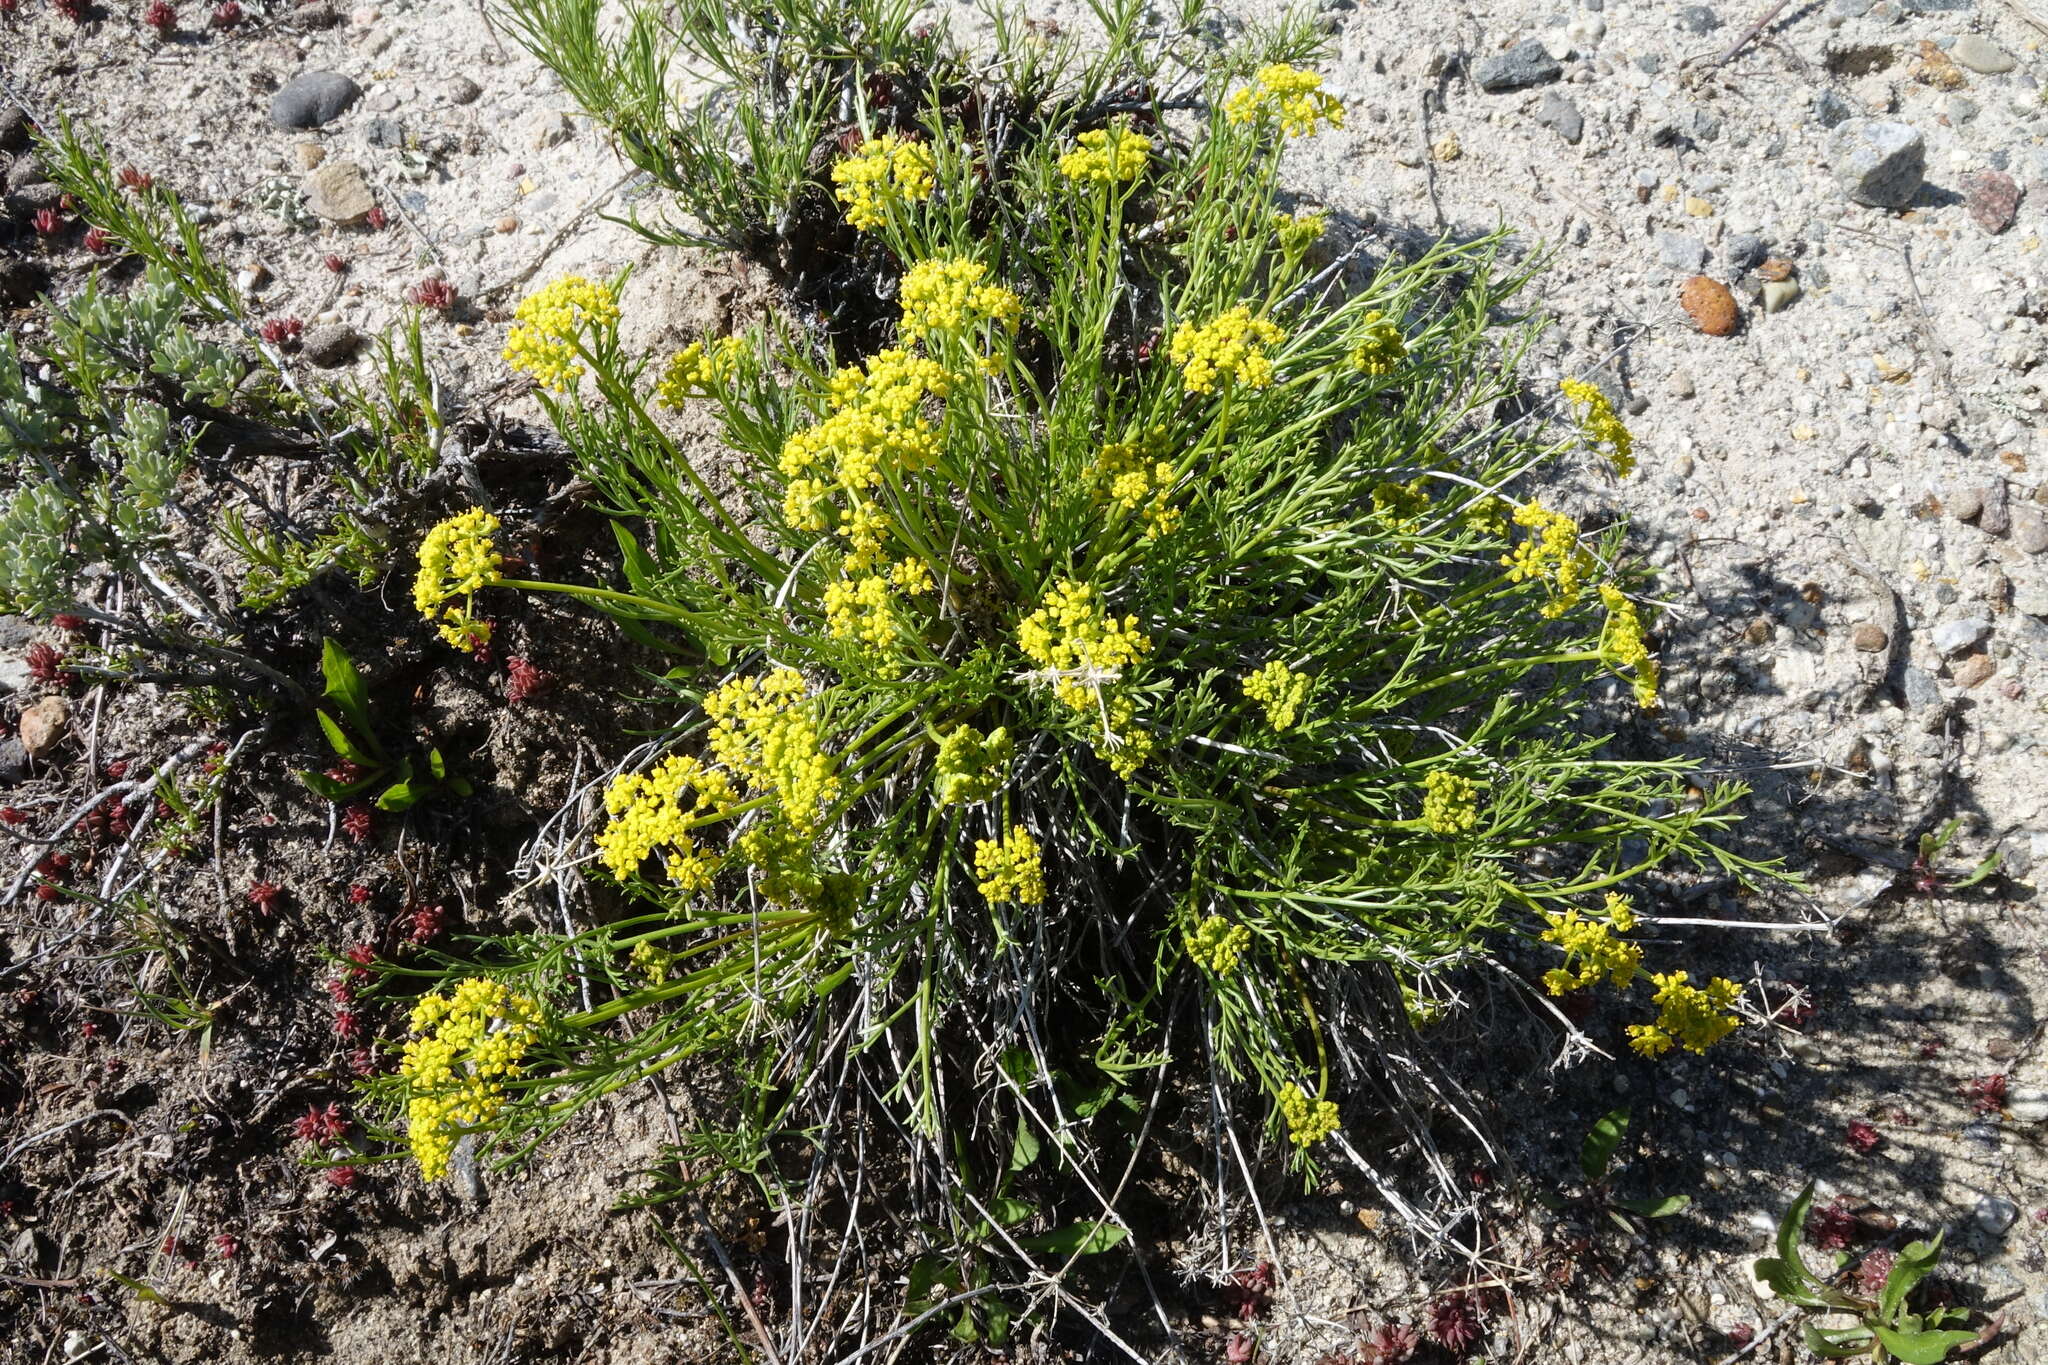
[830,134,937,232]
[1627,972,1742,1058]
[1184,914,1252,975]
[1168,306,1285,394]
[1502,500,1594,619]
[595,753,732,887]
[899,257,1023,344]
[627,940,674,986]
[704,669,839,838]
[1348,311,1407,377]
[1243,660,1310,731]
[502,275,620,393]
[1277,1083,1340,1148]
[656,336,747,408]
[1058,124,1151,184]
[934,724,1012,806]
[413,507,505,653]
[1018,580,1156,776]
[824,573,899,661]
[1090,427,1180,538]
[1224,64,1345,139]
[1421,768,1482,835]
[1369,478,1432,536]
[1598,585,1661,710]
[973,825,1045,905]
[399,977,545,1182]
[1273,210,1327,254]
[1560,378,1636,477]
[1540,893,1643,996]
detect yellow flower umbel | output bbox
[1627,972,1743,1058]
[934,724,1012,806]
[656,336,747,408]
[413,507,504,652]
[1185,914,1252,975]
[1272,210,1327,256]
[1539,893,1643,996]
[1598,585,1661,710]
[1501,500,1594,618]
[1090,426,1181,539]
[830,134,937,232]
[502,275,621,393]
[1018,580,1156,775]
[1224,64,1345,138]
[1058,123,1152,184]
[1243,660,1310,731]
[703,669,840,838]
[399,977,545,1182]
[1167,306,1285,394]
[1347,311,1407,377]
[1560,378,1636,477]
[780,348,953,516]
[1421,768,1482,835]
[595,753,734,888]
[823,573,901,665]
[1277,1083,1340,1148]
[973,825,1045,905]
[899,257,1023,344]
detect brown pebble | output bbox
[1964,169,2021,235]
[1953,653,1996,688]
[19,696,69,760]
[1757,257,1796,283]
[294,141,327,171]
[495,216,518,233]
[1851,623,1889,652]
[1680,275,1738,335]
[1744,618,1774,645]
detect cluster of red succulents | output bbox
[1356,1323,1421,1364]
[83,226,113,255]
[52,0,87,22]
[1216,1261,1274,1322]
[1845,1119,1882,1154]
[1224,1333,1253,1364]
[406,902,445,944]
[143,0,173,33]
[504,656,551,704]
[347,883,372,906]
[208,0,235,24]
[259,315,304,346]
[1808,1198,1859,1251]
[291,1102,350,1145]
[340,802,373,844]
[213,1232,240,1259]
[84,789,134,841]
[0,807,28,826]
[1853,1246,1898,1300]
[0,0,20,18]
[117,165,153,191]
[324,1166,359,1190]
[332,1007,364,1040]
[31,207,63,237]
[1962,1073,2007,1114]
[1426,1291,1483,1353]
[405,277,456,311]
[49,614,82,633]
[25,642,71,686]
[365,204,387,230]
[33,851,73,902]
[323,253,348,273]
[324,758,368,786]
[246,879,284,914]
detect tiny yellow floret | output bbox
[1059,124,1152,184]
[1421,768,1482,835]
[1560,377,1636,477]
[1243,660,1310,731]
[657,336,747,407]
[1277,1082,1340,1147]
[899,257,1023,344]
[1185,914,1252,975]
[973,825,1045,905]
[831,134,937,232]
[399,977,545,1182]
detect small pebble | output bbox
[269,70,362,131]
[1828,119,1926,208]
[1931,617,1990,656]
[1475,38,1563,92]
[1950,34,2014,74]
[2012,508,2048,555]
[1762,279,1801,313]
[1953,653,1996,688]
[495,216,519,233]
[1536,90,1585,144]
[1965,170,2021,234]
[1852,623,1889,652]
[1680,275,1739,335]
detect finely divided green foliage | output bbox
[390,0,1781,1327]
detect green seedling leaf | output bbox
[980,1294,1013,1347]
[297,768,375,801]
[1581,1106,1629,1183]
[428,746,447,781]
[1614,1194,1691,1218]
[1007,1116,1041,1174]
[446,776,473,798]
[1016,1220,1126,1258]
[319,637,375,739]
[990,1196,1034,1227]
[1803,1321,1874,1358]
[316,710,380,769]
[1754,1256,1832,1310]
[1881,1236,1942,1324]
[1951,850,2002,890]
[1872,1324,1979,1364]
[104,1271,167,1305]
[376,780,422,813]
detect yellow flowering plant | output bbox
[386,0,1790,1340]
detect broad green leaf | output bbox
[1016,1220,1126,1258]
[428,747,447,781]
[1614,1194,1690,1218]
[1872,1324,1978,1364]
[990,1196,1034,1227]
[613,522,658,594]
[980,1294,1013,1347]
[319,638,373,735]
[316,711,379,768]
[376,780,422,812]
[1881,1236,1941,1323]
[1581,1107,1630,1182]
[1802,1321,1873,1358]
[1008,1116,1041,1173]
[1754,1256,1830,1309]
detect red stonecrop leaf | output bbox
[1845,1120,1881,1153]
[405,277,456,311]
[143,0,173,33]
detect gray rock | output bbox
[1828,119,1925,208]
[1951,35,2014,74]
[1762,279,1801,313]
[1901,665,1942,710]
[1974,1195,2019,1236]
[1931,617,1990,656]
[444,75,482,105]
[2013,506,2048,555]
[0,258,47,308]
[0,739,24,786]
[1979,479,2010,537]
[364,116,405,149]
[4,156,48,193]
[1476,39,1563,92]
[1813,88,1855,130]
[1725,233,1768,270]
[1830,0,1872,15]
[269,71,362,131]
[1657,231,1707,271]
[0,107,30,153]
[302,323,363,368]
[2010,1088,2048,1124]
[1946,95,1980,124]
[1536,90,1584,144]
[296,2,341,25]
[1948,485,1985,522]
[303,160,374,224]
[1677,5,1722,32]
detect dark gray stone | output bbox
[365,116,405,149]
[4,181,64,216]
[269,71,362,131]
[444,75,482,105]
[0,107,30,153]
[1677,5,1721,32]
[1827,119,1924,207]
[4,156,47,193]
[0,258,48,307]
[1635,53,1664,74]
[1725,233,1768,270]
[0,739,25,786]
[1535,90,1584,144]
[302,323,363,368]
[1901,665,1942,711]
[1813,89,1855,129]
[1475,38,1563,92]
